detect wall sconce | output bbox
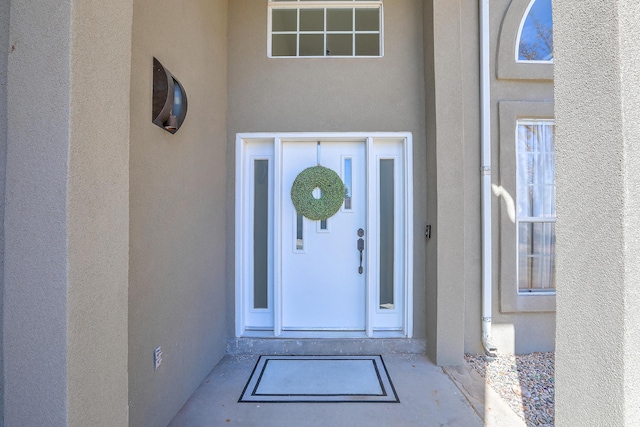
[152,57,188,134]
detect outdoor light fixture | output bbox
[152,57,188,134]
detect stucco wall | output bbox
[5,1,73,425]
[128,1,229,426]
[423,0,438,363]
[5,0,131,425]
[67,2,132,425]
[555,0,640,424]
[422,0,475,365]
[227,0,427,340]
[0,0,9,424]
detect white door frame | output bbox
[235,132,413,338]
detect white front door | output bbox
[236,133,414,338]
[281,141,365,330]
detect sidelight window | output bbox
[253,160,270,309]
[379,158,395,309]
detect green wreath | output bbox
[291,166,346,221]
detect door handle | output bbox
[357,228,365,274]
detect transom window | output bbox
[268,1,383,57]
[516,120,556,293]
[517,0,553,62]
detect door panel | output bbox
[281,141,366,330]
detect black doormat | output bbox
[239,355,399,403]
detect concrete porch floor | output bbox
[168,353,524,427]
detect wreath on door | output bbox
[290,166,346,221]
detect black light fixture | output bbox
[152,57,188,134]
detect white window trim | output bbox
[515,119,556,295]
[267,1,384,58]
[498,102,555,313]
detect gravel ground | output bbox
[465,352,554,427]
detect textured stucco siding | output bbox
[620,3,640,423]
[4,0,132,425]
[0,0,9,424]
[128,1,229,426]
[423,0,438,363]
[67,1,132,425]
[424,0,473,364]
[555,0,640,425]
[5,1,74,425]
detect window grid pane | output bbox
[327,8,353,31]
[300,8,324,31]
[516,120,556,292]
[518,222,556,291]
[272,9,298,31]
[355,33,379,56]
[355,8,379,31]
[272,34,297,56]
[327,33,353,56]
[299,33,324,56]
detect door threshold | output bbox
[240,330,406,339]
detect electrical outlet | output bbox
[154,346,162,370]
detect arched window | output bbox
[516,0,553,62]
[497,0,553,80]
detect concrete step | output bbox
[226,338,426,355]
